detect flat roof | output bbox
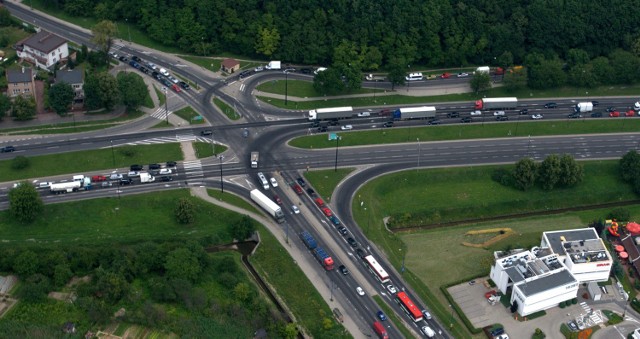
[517,269,576,297]
[543,228,599,254]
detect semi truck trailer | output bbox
[392,106,436,120]
[308,106,353,121]
[474,97,518,110]
[250,189,285,223]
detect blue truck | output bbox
[300,231,317,250]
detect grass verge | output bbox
[302,168,355,202]
[289,119,640,149]
[180,55,221,71]
[0,143,183,182]
[0,189,234,245]
[206,189,261,215]
[0,110,144,135]
[192,142,228,159]
[173,106,204,124]
[213,97,240,120]
[154,85,166,106]
[256,79,383,97]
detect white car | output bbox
[457,72,469,77]
[493,111,505,116]
[470,110,482,116]
[292,205,300,214]
[159,68,170,76]
[422,309,432,320]
[36,181,52,189]
[357,112,371,117]
[531,114,544,120]
[254,66,264,72]
[127,171,140,177]
[314,67,327,74]
[146,62,157,70]
[386,285,397,294]
[109,173,123,180]
[168,76,179,84]
[270,177,278,187]
[159,168,172,175]
[421,326,435,337]
[341,125,353,130]
[356,287,365,296]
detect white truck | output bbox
[475,66,490,74]
[365,74,386,82]
[250,189,285,223]
[575,102,593,113]
[50,181,82,194]
[250,152,259,169]
[265,61,281,70]
[140,172,155,183]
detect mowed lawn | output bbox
[359,160,633,226]
[0,190,236,245]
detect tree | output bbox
[84,72,120,110]
[513,158,537,191]
[229,215,256,241]
[53,264,73,287]
[0,94,10,120]
[13,250,39,277]
[526,54,566,89]
[12,95,36,121]
[558,154,584,187]
[175,198,195,224]
[470,72,491,93]
[233,282,251,302]
[91,20,117,64]
[20,274,51,302]
[95,269,129,302]
[48,82,75,116]
[503,68,528,91]
[255,27,280,57]
[117,73,148,111]
[312,68,344,95]
[8,180,43,223]
[619,150,640,183]
[165,248,202,282]
[537,154,562,190]
[386,56,407,90]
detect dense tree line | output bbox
[41,0,640,70]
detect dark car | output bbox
[519,108,529,115]
[129,60,140,68]
[447,111,460,118]
[337,225,348,236]
[310,121,320,128]
[568,113,581,119]
[383,121,394,128]
[166,161,177,167]
[591,111,603,118]
[160,176,173,182]
[300,68,312,74]
[131,56,141,62]
[591,100,599,107]
[1,145,16,153]
[273,195,283,205]
[306,188,316,196]
[490,327,504,337]
[139,66,149,74]
[460,117,472,123]
[606,106,616,112]
[338,265,349,275]
[179,81,190,90]
[328,120,340,126]
[347,237,358,248]
[120,178,133,185]
[296,177,306,187]
[239,70,251,77]
[152,71,160,78]
[200,130,213,136]
[356,248,366,259]
[118,56,128,62]
[149,163,161,170]
[377,310,387,321]
[428,119,442,125]
[317,126,328,132]
[329,215,340,225]
[496,116,509,121]
[130,164,143,171]
[544,102,557,108]
[161,79,172,87]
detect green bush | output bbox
[11,156,30,170]
[572,298,578,304]
[559,301,566,308]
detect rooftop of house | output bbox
[56,69,83,84]
[6,68,33,83]
[22,30,67,54]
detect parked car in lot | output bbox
[273,195,282,205]
[531,114,544,120]
[544,102,557,108]
[270,177,278,187]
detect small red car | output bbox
[315,197,325,207]
[609,111,620,117]
[322,208,333,217]
[440,72,451,79]
[171,83,181,93]
[625,110,635,117]
[292,184,303,195]
[273,195,282,205]
[91,175,107,182]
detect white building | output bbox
[541,228,612,283]
[489,228,611,316]
[16,30,69,70]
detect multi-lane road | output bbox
[4,2,640,338]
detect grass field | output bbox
[154,85,166,106]
[192,142,227,159]
[0,143,183,182]
[302,168,354,203]
[256,79,383,98]
[258,83,640,110]
[289,118,640,149]
[213,98,240,120]
[207,189,260,215]
[173,106,204,124]
[0,189,235,245]
[179,55,221,72]
[0,110,145,135]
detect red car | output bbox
[273,195,282,205]
[626,110,635,117]
[440,72,451,79]
[292,184,303,195]
[315,197,325,207]
[171,83,181,93]
[609,111,620,117]
[91,175,107,182]
[322,208,333,217]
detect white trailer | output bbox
[50,181,81,194]
[250,189,285,223]
[140,172,155,183]
[265,61,281,70]
[474,97,518,110]
[575,102,593,113]
[476,66,490,74]
[393,106,437,120]
[308,106,353,121]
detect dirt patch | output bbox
[48,291,72,302]
[0,297,18,319]
[462,228,515,248]
[66,275,91,288]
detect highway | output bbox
[4,2,640,338]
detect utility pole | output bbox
[110,140,115,166]
[284,70,289,105]
[334,136,340,172]
[164,88,169,125]
[218,155,224,193]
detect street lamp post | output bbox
[110,140,115,166]
[284,70,289,105]
[334,136,340,172]
[407,64,411,92]
[417,138,421,170]
[449,304,454,329]
[399,248,406,274]
[164,88,169,125]
[218,155,224,193]
[329,275,334,302]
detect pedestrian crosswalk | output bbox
[116,135,211,147]
[183,160,203,179]
[151,107,172,120]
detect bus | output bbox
[364,255,390,283]
[396,291,423,322]
[405,72,423,81]
[308,106,353,121]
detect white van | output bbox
[421,326,435,338]
[405,72,423,81]
[257,172,269,190]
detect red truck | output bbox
[373,321,389,339]
[91,175,107,182]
